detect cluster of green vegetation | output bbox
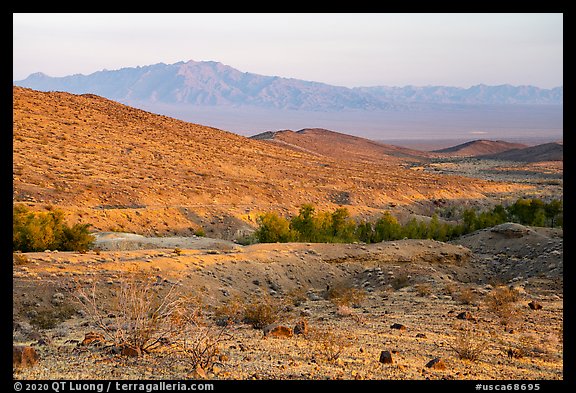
[13,205,95,252]
[462,198,562,232]
[255,198,562,244]
[255,205,357,243]
[254,204,460,244]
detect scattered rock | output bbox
[32,338,51,347]
[263,324,293,338]
[415,333,427,338]
[81,332,105,346]
[13,345,39,368]
[528,301,543,310]
[293,319,309,336]
[390,323,406,330]
[307,292,322,301]
[51,292,66,305]
[425,357,447,370]
[120,345,142,357]
[456,311,475,321]
[379,350,393,364]
[193,365,207,379]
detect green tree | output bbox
[356,221,374,243]
[13,205,94,252]
[544,199,562,227]
[462,209,478,233]
[290,204,316,241]
[60,223,94,253]
[255,212,295,243]
[314,211,334,242]
[374,212,402,241]
[330,208,357,243]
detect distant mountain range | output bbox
[14,60,563,112]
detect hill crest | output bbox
[433,139,528,157]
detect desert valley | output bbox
[12,86,563,382]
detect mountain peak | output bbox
[25,72,49,79]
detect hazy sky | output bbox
[13,13,563,88]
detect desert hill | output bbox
[478,142,563,162]
[13,86,528,240]
[433,139,527,157]
[251,128,432,162]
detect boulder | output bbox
[390,323,406,330]
[456,311,475,321]
[120,345,142,357]
[81,332,105,346]
[379,350,393,364]
[13,345,39,368]
[425,357,447,370]
[294,319,309,336]
[263,324,293,338]
[528,301,543,310]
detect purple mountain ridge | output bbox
[14,60,563,112]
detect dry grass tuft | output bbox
[74,273,201,354]
[326,281,366,307]
[448,322,487,361]
[242,293,283,329]
[484,286,521,326]
[309,327,356,363]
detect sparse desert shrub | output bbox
[448,322,487,361]
[13,252,29,265]
[309,327,356,363]
[193,228,206,237]
[326,281,366,307]
[286,287,308,307]
[442,283,458,296]
[501,332,559,361]
[213,295,246,326]
[234,233,258,246]
[179,321,231,371]
[390,273,411,290]
[415,283,432,297]
[485,286,521,326]
[30,304,77,330]
[242,293,283,329]
[454,287,479,305]
[75,274,200,354]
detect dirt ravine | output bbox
[13,224,562,380]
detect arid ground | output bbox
[13,87,562,380]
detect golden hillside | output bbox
[13,87,527,239]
